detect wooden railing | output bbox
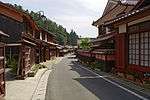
[77,50,91,57]
[95,53,115,61]
[77,49,115,61]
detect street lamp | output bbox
[36,11,48,30]
[35,11,47,21]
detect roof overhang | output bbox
[6,43,22,47]
[0,30,9,37]
[92,33,116,43]
[92,0,141,27]
[105,4,150,26]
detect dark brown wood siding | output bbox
[0,43,5,96]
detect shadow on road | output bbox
[69,61,97,77]
[67,59,140,100]
[68,60,104,100]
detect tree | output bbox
[79,38,91,50]
[13,4,78,46]
[68,30,78,46]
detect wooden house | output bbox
[38,28,58,62]
[92,0,150,81]
[0,1,61,79]
[0,2,39,78]
[0,31,9,96]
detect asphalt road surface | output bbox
[45,55,150,100]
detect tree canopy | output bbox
[13,4,78,46]
[79,38,91,50]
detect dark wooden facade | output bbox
[78,0,150,81]
[0,42,5,96]
[0,30,9,96]
[38,28,59,61]
[0,2,59,80]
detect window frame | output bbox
[128,21,150,67]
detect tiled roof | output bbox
[102,0,119,16]
[92,0,142,26]
[93,4,134,26]
[105,4,150,25]
[92,33,116,43]
[121,0,139,5]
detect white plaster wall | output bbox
[40,32,42,40]
[45,34,47,42]
[106,27,109,34]
[119,24,126,33]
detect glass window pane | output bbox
[129,50,132,54]
[133,50,136,54]
[145,43,148,49]
[141,44,144,49]
[133,45,135,49]
[133,61,135,64]
[145,49,148,54]
[141,61,144,66]
[136,60,139,65]
[141,33,144,38]
[136,39,139,43]
[144,32,149,37]
[135,34,139,38]
[141,55,144,60]
[129,55,132,59]
[136,54,139,59]
[136,44,139,49]
[141,50,144,54]
[145,55,148,60]
[145,38,148,43]
[129,59,132,64]
[136,50,139,54]
[145,61,149,67]
[133,54,135,59]
[129,45,132,49]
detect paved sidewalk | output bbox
[5,57,63,100]
[5,68,48,100]
[32,70,52,100]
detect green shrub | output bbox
[7,57,18,74]
[94,61,105,71]
[28,64,47,77]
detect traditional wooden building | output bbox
[37,28,58,62]
[0,1,61,96]
[92,0,150,81]
[0,2,40,78]
[0,31,9,96]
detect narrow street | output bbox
[45,55,150,100]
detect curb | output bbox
[31,69,52,100]
[77,61,150,98]
[31,57,63,100]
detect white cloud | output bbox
[1,0,108,38]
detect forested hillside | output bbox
[13,4,78,46]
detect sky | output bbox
[2,0,108,38]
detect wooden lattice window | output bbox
[129,33,139,65]
[128,32,150,67]
[140,32,150,67]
